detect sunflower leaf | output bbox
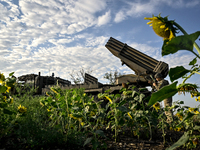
[0,85,7,93]
[148,81,178,106]
[166,132,189,150]
[189,57,197,65]
[169,66,190,82]
[162,31,200,56]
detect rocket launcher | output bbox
[105,37,169,78]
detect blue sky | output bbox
[0,0,200,108]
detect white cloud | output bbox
[97,11,111,26]
[85,36,109,47]
[114,10,126,23]
[74,0,106,14]
[114,0,200,23]
[0,0,199,88]
[126,1,155,17]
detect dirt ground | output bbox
[1,129,200,150]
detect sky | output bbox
[0,0,200,108]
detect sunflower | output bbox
[175,113,183,121]
[188,107,195,112]
[195,96,200,102]
[144,14,177,41]
[153,102,160,111]
[18,105,27,113]
[177,83,198,95]
[193,138,198,146]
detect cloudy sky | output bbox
[1,0,200,107]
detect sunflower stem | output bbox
[173,22,200,56]
[191,51,200,59]
[182,72,195,84]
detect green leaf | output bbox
[148,81,178,106]
[0,102,8,108]
[189,57,197,65]
[118,99,126,107]
[95,130,106,137]
[132,91,137,97]
[0,85,7,93]
[193,125,200,131]
[72,106,79,110]
[162,31,200,56]
[169,66,190,82]
[6,78,16,87]
[72,113,83,118]
[3,108,14,115]
[116,106,128,112]
[9,72,15,77]
[139,94,145,103]
[83,137,93,147]
[114,94,121,99]
[177,112,195,127]
[166,132,189,150]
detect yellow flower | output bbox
[198,96,200,101]
[69,114,82,122]
[105,96,112,104]
[5,86,11,93]
[189,107,195,112]
[170,127,173,131]
[10,98,13,104]
[133,131,137,136]
[194,111,200,115]
[144,14,176,41]
[18,105,27,113]
[90,111,96,117]
[127,112,133,119]
[176,127,182,132]
[3,96,7,101]
[176,113,183,121]
[153,102,160,111]
[178,84,198,95]
[193,138,198,145]
[81,122,85,126]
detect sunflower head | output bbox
[193,138,198,146]
[177,83,198,95]
[175,112,183,121]
[18,105,27,113]
[153,102,160,111]
[144,14,177,41]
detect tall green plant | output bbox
[145,14,200,149]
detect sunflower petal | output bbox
[147,21,153,25]
[144,17,153,20]
[160,25,165,28]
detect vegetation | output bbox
[103,70,123,84]
[69,67,93,84]
[0,14,200,149]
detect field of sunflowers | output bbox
[0,72,200,150]
[1,14,200,149]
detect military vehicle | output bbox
[17,37,169,96]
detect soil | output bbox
[1,129,200,150]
